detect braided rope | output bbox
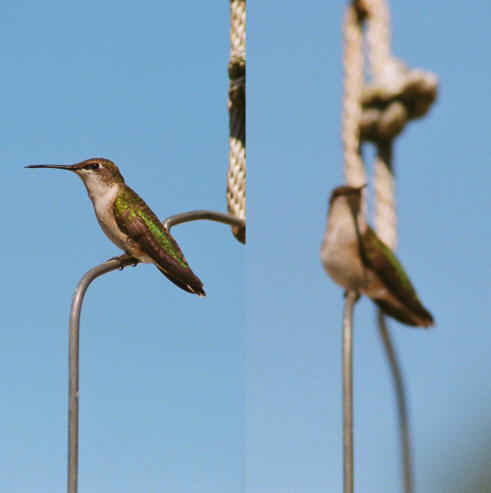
[363,1,437,249]
[342,3,366,191]
[227,0,246,243]
[366,0,392,82]
[365,0,397,248]
[230,0,245,59]
[373,142,397,248]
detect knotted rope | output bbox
[362,0,437,247]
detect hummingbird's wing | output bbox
[114,188,205,296]
[361,227,433,326]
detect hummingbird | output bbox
[26,158,205,297]
[320,185,433,327]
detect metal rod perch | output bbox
[342,290,358,493]
[67,210,245,493]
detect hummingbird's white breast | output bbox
[321,196,368,291]
[81,178,152,263]
[84,181,126,247]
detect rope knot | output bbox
[361,66,438,142]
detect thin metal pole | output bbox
[67,211,244,493]
[68,260,121,493]
[342,290,358,493]
[377,310,413,493]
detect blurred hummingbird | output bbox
[320,185,433,327]
[26,158,205,296]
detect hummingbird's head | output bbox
[329,184,366,214]
[327,184,368,237]
[26,158,125,189]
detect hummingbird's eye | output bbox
[86,163,100,171]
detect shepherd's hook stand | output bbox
[67,210,245,493]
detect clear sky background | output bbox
[1,2,490,493]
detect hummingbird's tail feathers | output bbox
[155,264,206,297]
[374,299,434,328]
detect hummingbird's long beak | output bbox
[25,164,75,171]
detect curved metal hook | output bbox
[67,211,245,493]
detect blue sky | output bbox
[1,2,490,493]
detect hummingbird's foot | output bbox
[343,290,360,302]
[108,253,138,270]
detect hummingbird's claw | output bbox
[107,253,136,270]
[343,290,360,302]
